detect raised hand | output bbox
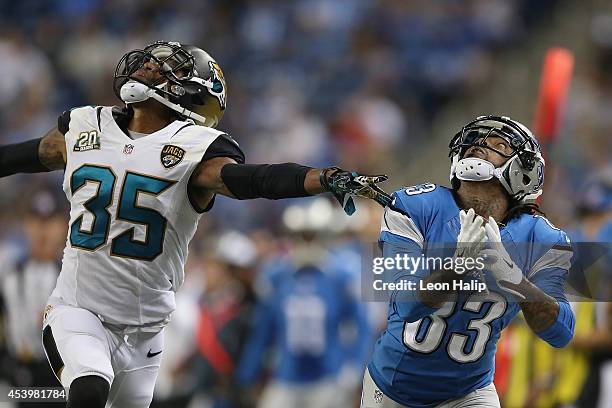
[480,216,525,299]
[321,167,393,215]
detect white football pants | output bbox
[42,304,164,408]
[360,367,501,408]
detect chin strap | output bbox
[120,81,208,125]
[148,92,208,124]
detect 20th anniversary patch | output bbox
[160,145,185,169]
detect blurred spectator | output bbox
[567,167,612,408]
[497,167,612,408]
[162,231,259,408]
[0,190,67,407]
[567,167,612,300]
[193,231,258,408]
[0,28,52,119]
[150,254,204,408]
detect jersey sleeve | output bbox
[527,217,573,298]
[529,265,575,348]
[380,237,439,322]
[527,218,575,347]
[379,184,440,247]
[378,185,443,322]
[58,106,98,135]
[202,133,245,164]
[192,133,246,212]
[380,204,425,249]
[58,109,72,135]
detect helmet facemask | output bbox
[113,41,226,128]
[113,43,195,100]
[449,116,545,203]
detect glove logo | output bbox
[146,349,162,358]
[373,389,384,403]
[160,145,185,169]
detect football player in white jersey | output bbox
[0,41,391,408]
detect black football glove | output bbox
[320,167,393,215]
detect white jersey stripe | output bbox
[380,206,424,248]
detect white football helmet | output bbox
[449,115,545,203]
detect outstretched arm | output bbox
[191,157,324,199]
[38,127,67,170]
[0,127,66,177]
[189,157,391,214]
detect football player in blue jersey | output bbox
[361,116,575,408]
[236,199,372,408]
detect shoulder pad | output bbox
[392,183,440,209]
[191,123,227,136]
[531,215,571,246]
[525,215,573,278]
[59,105,99,134]
[390,184,452,234]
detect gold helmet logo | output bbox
[208,61,227,110]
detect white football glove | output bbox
[454,208,487,275]
[480,216,526,299]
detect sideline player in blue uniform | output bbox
[361,116,575,408]
[236,230,371,408]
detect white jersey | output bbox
[49,106,240,328]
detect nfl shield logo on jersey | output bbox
[161,145,185,168]
[123,144,134,155]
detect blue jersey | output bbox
[369,184,573,408]
[236,252,371,385]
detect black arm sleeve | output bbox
[0,138,49,177]
[188,133,247,212]
[220,163,313,200]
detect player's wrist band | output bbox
[0,138,49,177]
[534,300,574,348]
[319,166,341,192]
[220,162,313,200]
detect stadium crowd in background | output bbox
[0,0,611,407]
